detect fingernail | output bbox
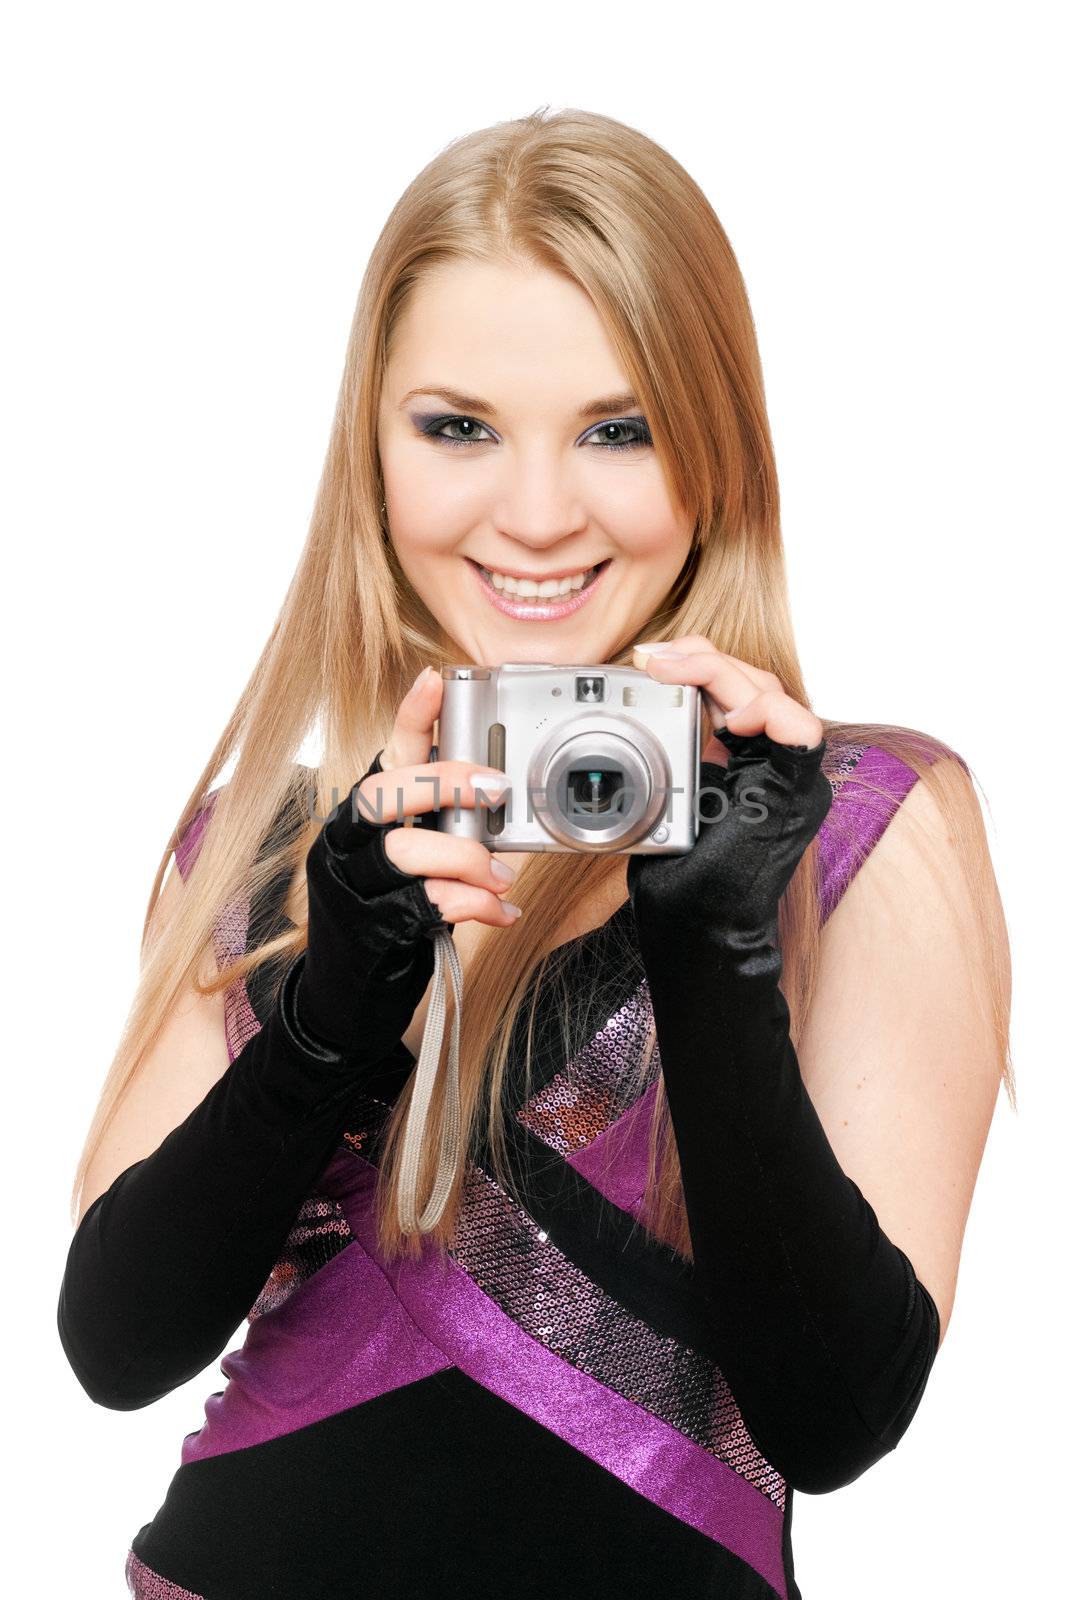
[637,642,675,653]
[645,649,684,659]
[490,858,516,882]
[409,666,432,693]
[471,771,511,797]
[500,901,522,917]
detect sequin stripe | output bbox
[125,1548,203,1599]
[174,796,353,1324]
[335,1147,790,1598]
[172,796,262,1067]
[314,1113,785,1511]
[566,1065,659,1217]
[183,1130,789,1596]
[816,742,920,924]
[821,738,869,794]
[248,1192,354,1321]
[448,1159,787,1509]
[514,975,659,1155]
[239,1108,389,1321]
[213,898,348,1309]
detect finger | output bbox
[354,759,512,827]
[633,637,781,695]
[634,634,714,656]
[379,666,442,771]
[637,646,762,727]
[383,827,519,901]
[720,687,824,748]
[633,636,777,761]
[707,654,782,694]
[420,877,523,928]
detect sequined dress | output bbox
[124,739,920,1600]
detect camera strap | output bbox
[394,925,464,1233]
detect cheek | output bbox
[389,474,481,551]
[604,505,691,573]
[587,469,682,548]
[381,428,475,540]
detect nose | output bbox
[492,453,586,548]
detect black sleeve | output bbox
[57,753,450,1410]
[626,728,941,1495]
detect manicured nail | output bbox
[637,642,676,653]
[490,858,516,882]
[471,772,511,799]
[500,901,522,917]
[645,649,684,659]
[409,666,432,694]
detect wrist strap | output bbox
[367,745,466,1233]
[395,924,464,1232]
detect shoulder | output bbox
[172,789,223,881]
[172,764,316,883]
[815,724,973,926]
[800,731,1005,1338]
[806,722,1008,1110]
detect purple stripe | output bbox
[180,1219,451,1466]
[220,917,260,1062]
[339,1152,787,1594]
[180,1147,787,1597]
[816,745,919,924]
[567,1076,657,1217]
[172,792,219,880]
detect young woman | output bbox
[58,108,1011,1600]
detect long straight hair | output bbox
[69,107,1014,1264]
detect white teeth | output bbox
[479,563,599,598]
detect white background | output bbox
[5,3,1063,1594]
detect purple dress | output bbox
[125,736,945,1600]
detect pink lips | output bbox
[466,558,610,621]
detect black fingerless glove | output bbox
[57,752,450,1411]
[292,748,453,1057]
[626,727,941,1495]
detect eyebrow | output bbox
[399,385,641,420]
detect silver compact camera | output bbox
[434,662,702,855]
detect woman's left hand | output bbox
[627,637,832,941]
[631,636,824,757]
[623,645,945,1494]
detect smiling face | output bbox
[376,257,694,667]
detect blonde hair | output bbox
[69,106,1014,1266]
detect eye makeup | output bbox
[409,412,653,453]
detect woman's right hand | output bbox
[290,666,521,1062]
[354,664,522,931]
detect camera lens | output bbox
[531,723,671,851]
[552,753,643,837]
[567,767,627,818]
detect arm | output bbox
[57,753,450,1410]
[796,761,1003,1353]
[628,728,952,1494]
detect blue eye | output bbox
[583,418,653,452]
[419,416,495,448]
[413,413,653,452]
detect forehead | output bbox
[385,259,631,409]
